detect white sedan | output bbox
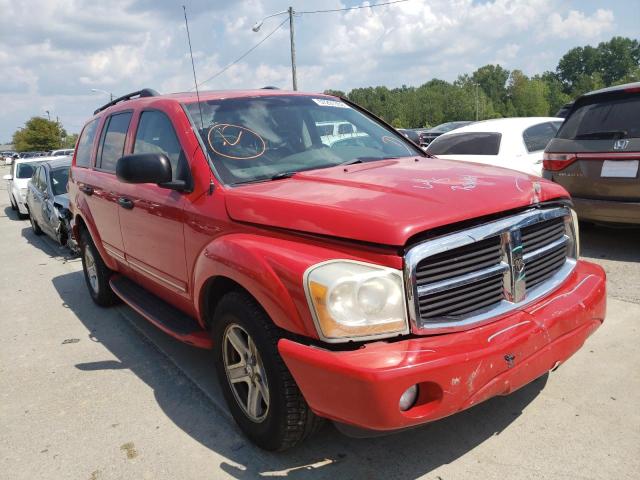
[3,156,56,218]
[426,117,563,176]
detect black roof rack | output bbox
[94,88,160,115]
[261,86,279,90]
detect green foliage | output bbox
[326,36,638,128]
[62,133,79,149]
[12,117,65,152]
[556,37,640,96]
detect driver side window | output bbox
[133,111,188,181]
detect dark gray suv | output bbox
[543,82,640,225]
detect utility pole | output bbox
[45,110,51,121]
[288,7,297,91]
[475,83,479,121]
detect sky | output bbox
[0,0,637,143]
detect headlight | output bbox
[570,208,580,258]
[304,260,409,342]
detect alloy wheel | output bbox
[222,324,270,422]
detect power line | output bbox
[298,0,409,15]
[194,0,409,90]
[194,17,288,90]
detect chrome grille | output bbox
[522,217,569,288]
[405,207,578,334]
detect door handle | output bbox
[79,185,94,195]
[118,197,134,210]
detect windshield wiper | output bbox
[575,130,628,140]
[270,172,297,180]
[339,156,401,166]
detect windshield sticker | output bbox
[311,98,350,108]
[207,123,266,160]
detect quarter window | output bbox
[523,122,562,153]
[98,112,133,172]
[133,111,188,181]
[76,118,99,168]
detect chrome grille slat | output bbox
[420,281,504,317]
[405,206,578,335]
[418,275,503,307]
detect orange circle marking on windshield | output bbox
[207,123,266,160]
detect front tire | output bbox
[80,230,117,307]
[29,211,43,235]
[212,291,322,451]
[10,195,17,211]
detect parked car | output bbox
[26,157,75,249]
[3,157,52,218]
[51,148,75,157]
[397,128,427,145]
[427,117,563,176]
[69,88,605,451]
[419,121,475,146]
[544,82,640,225]
[1,151,17,165]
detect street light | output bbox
[91,88,114,101]
[252,7,297,91]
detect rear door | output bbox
[29,165,47,227]
[545,91,640,201]
[88,112,133,259]
[117,109,189,296]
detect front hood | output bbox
[224,157,568,246]
[53,194,69,210]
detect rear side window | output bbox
[558,94,640,140]
[427,132,502,155]
[76,119,99,168]
[98,112,133,172]
[523,121,562,152]
[133,111,187,181]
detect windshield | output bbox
[50,167,69,196]
[16,162,38,179]
[184,95,422,185]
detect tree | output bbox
[471,64,510,115]
[508,71,549,116]
[62,133,79,149]
[12,117,64,152]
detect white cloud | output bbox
[547,9,614,40]
[0,0,625,141]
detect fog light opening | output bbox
[399,385,419,411]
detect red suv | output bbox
[69,88,606,451]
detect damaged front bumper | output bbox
[278,260,605,432]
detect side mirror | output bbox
[116,153,172,185]
[3,174,12,181]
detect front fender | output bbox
[193,233,318,337]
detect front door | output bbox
[117,110,189,296]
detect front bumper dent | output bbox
[278,260,606,431]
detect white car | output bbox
[50,148,74,157]
[426,117,563,176]
[2,151,17,165]
[3,156,57,218]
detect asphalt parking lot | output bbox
[1,163,639,480]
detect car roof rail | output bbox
[261,86,279,90]
[93,88,160,115]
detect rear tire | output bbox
[80,230,117,307]
[10,195,17,211]
[212,291,323,451]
